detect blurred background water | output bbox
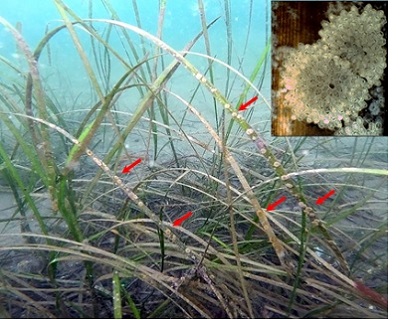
[0,0,270,119]
[0,0,272,246]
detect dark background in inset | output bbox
[271,1,388,136]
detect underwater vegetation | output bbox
[0,0,388,318]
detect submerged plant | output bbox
[0,1,387,318]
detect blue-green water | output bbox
[0,1,269,78]
[1,0,268,48]
[1,0,270,127]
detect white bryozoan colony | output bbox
[279,4,386,135]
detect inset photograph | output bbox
[272,1,388,136]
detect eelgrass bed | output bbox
[0,1,387,318]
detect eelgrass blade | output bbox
[197,0,220,134]
[121,286,141,319]
[7,113,205,268]
[81,18,295,271]
[165,89,291,270]
[81,17,220,201]
[222,0,232,97]
[222,143,254,318]
[0,17,58,212]
[54,0,104,100]
[0,233,211,318]
[112,271,122,319]
[0,137,49,239]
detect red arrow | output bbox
[122,158,142,174]
[173,211,193,227]
[267,196,287,211]
[316,189,335,205]
[239,96,258,111]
